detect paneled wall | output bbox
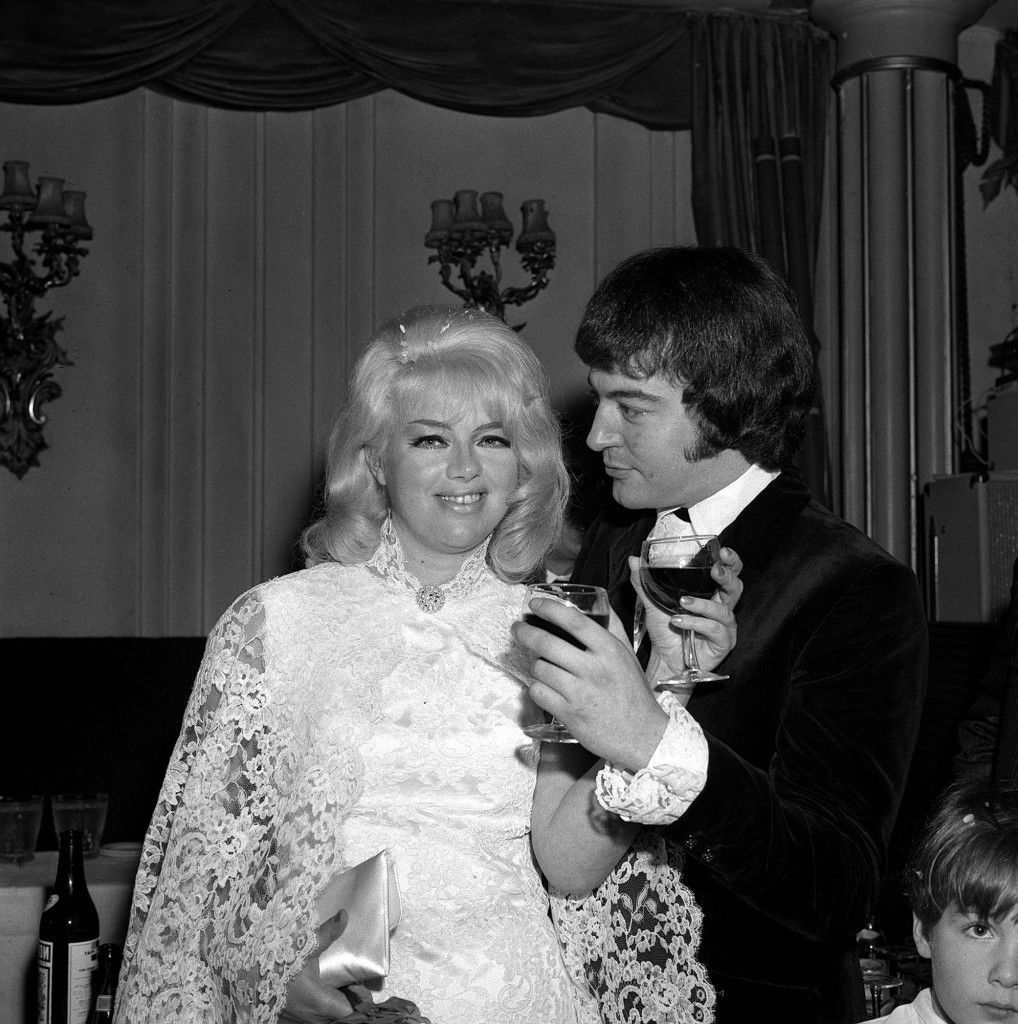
[0,89,697,636]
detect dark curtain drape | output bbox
[690,13,833,503]
[0,0,703,124]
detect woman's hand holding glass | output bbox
[515,542,742,768]
[632,539,742,692]
[517,594,671,769]
[521,583,611,743]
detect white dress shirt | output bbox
[650,462,779,540]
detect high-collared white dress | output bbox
[114,526,589,1024]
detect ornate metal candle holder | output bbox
[424,190,555,324]
[0,160,91,478]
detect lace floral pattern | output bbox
[114,530,588,1024]
[595,693,709,825]
[551,832,715,1024]
[114,582,365,1024]
[366,513,491,610]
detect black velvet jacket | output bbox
[571,469,928,1023]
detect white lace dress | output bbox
[113,534,591,1024]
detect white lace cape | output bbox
[114,569,386,1024]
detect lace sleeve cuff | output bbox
[594,693,708,825]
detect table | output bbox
[0,845,140,1024]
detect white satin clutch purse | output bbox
[316,849,402,988]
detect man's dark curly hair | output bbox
[574,246,818,471]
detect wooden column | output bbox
[811,0,993,567]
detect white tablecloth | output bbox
[0,845,141,1024]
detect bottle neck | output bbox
[55,829,88,897]
[96,944,121,984]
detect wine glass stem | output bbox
[682,627,699,675]
[632,602,645,653]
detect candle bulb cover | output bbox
[62,191,93,240]
[0,161,36,211]
[517,199,555,249]
[450,189,483,235]
[29,177,71,226]
[479,191,513,244]
[425,199,455,248]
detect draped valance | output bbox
[0,0,824,131]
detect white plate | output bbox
[100,842,142,859]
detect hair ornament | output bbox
[439,319,452,334]
[963,813,976,825]
[395,329,413,364]
[398,323,407,334]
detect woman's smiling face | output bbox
[374,390,520,576]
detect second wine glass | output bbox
[522,582,610,743]
[638,535,729,690]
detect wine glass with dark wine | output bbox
[522,582,610,744]
[638,535,729,691]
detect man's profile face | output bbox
[586,367,719,511]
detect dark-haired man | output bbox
[518,247,927,1022]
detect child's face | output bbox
[914,909,1018,1023]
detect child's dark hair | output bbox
[907,777,1018,936]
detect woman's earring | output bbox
[366,454,385,487]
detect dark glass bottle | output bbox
[86,944,121,1024]
[37,830,100,1024]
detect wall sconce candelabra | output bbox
[0,160,91,478]
[424,190,555,324]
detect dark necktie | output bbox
[649,506,691,541]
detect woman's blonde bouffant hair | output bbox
[300,305,570,583]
